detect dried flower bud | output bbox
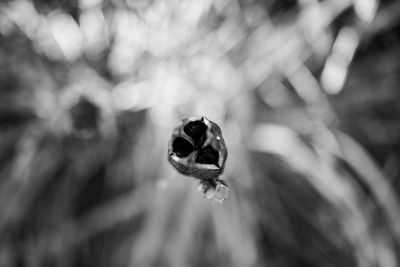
[168,116,228,181]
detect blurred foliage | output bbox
[1,0,400,266]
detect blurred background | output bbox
[1,0,400,266]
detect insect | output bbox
[168,116,229,202]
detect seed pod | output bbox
[168,116,228,181]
